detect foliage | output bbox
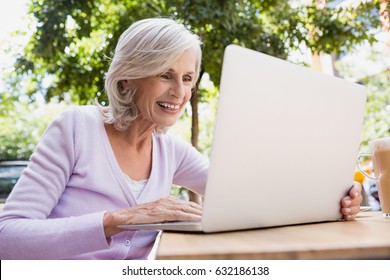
[2,0,382,105]
[0,101,68,160]
[0,0,386,159]
[360,71,390,150]
[334,34,390,151]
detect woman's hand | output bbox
[341,182,363,221]
[103,196,202,237]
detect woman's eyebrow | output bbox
[166,68,195,75]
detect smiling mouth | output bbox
[156,101,180,110]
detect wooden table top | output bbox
[156,211,390,260]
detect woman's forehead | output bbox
[168,49,197,73]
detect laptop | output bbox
[119,44,367,233]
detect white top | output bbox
[122,173,148,199]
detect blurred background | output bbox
[0,0,389,203]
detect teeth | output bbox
[157,102,179,110]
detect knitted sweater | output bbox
[0,106,208,259]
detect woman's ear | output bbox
[120,80,133,92]
[122,80,130,88]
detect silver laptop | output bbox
[119,44,367,233]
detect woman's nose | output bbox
[171,80,186,98]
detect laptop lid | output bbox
[118,44,367,233]
[200,44,367,232]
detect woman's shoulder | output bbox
[59,105,100,124]
[46,106,102,141]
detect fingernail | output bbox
[344,208,351,213]
[345,200,352,206]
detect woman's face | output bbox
[127,48,197,128]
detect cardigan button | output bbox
[124,240,131,246]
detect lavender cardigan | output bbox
[0,106,208,259]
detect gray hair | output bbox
[98,18,202,132]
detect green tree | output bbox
[360,71,390,148]
[14,0,381,96]
[0,101,68,160]
[0,0,384,158]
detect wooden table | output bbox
[156,211,390,260]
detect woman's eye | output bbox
[183,76,193,83]
[159,73,172,79]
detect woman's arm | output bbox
[102,196,202,237]
[0,108,109,259]
[171,136,209,196]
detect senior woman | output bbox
[0,18,362,260]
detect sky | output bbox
[0,0,30,90]
[0,0,29,36]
